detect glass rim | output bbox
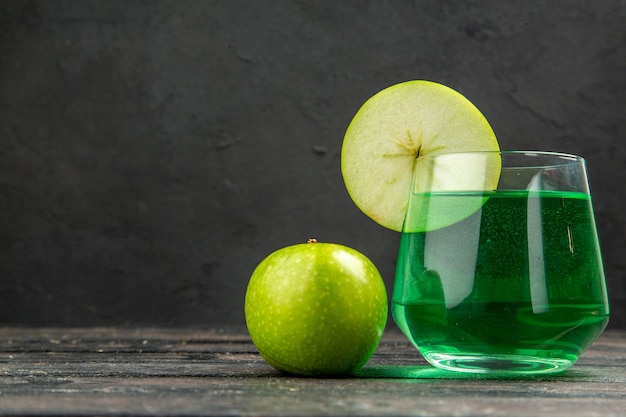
[416,150,584,163]
[417,149,584,161]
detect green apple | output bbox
[244,239,388,376]
[341,80,501,232]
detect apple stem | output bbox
[307,238,318,243]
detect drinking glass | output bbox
[392,151,610,375]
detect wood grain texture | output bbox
[0,327,624,416]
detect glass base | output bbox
[424,353,574,375]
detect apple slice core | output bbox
[341,80,500,232]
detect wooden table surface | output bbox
[0,326,624,416]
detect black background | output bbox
[1,1,624,328]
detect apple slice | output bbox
[341,80,500,232]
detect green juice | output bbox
[392,190,610,373]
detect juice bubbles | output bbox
[392,190,610,374]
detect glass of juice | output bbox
[392,151,610,375]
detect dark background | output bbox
[1,1,624,328]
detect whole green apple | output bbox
[245,239,388,376]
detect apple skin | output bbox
[245,240,388,376]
